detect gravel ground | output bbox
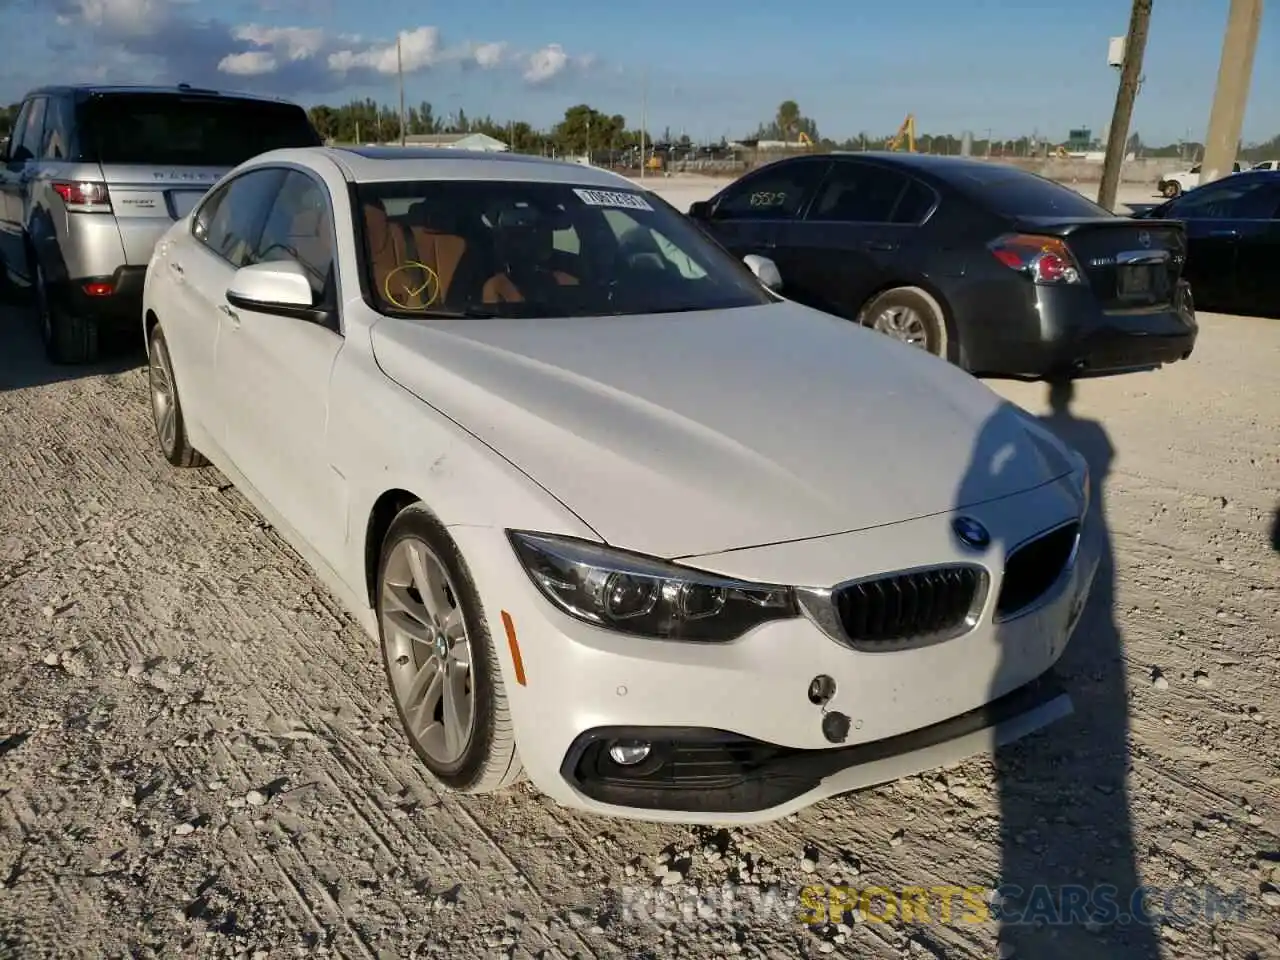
[1,256,1278,957]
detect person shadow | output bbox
[954,379,1161,958]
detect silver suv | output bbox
[0,84,321,363]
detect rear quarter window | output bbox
[965,173,1113,218]
[78,94,321,166]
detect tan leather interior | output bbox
[481,270,579,304]
[404,201,468,305]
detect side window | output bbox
[12,98,46,162]
[807,163,910,223]
[711,160,829,221]
[254,170,335,302]
[892,179,938,224]
[40,97,73,160]
[1170,180,1277,220]
[195,168,287,268]
[5,101,32,162]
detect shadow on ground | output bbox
[1270,504,1280,554]
[956,380,1161,958]
[0,299,143,392]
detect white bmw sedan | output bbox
[142,146,1098,825]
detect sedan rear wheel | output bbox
[858,286,949,359]
[376,505,522,793]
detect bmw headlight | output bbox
[507,531,797,641]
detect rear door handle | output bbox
[863,240,897,251]
[1208,229,1239,238]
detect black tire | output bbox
[36,261,99,365]
[376,504,522,793]
[857,286,950,360]
[147,323,207,468]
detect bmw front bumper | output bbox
[450,474,1100,825]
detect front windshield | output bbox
[355,179,773,318]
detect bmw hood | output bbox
[369,302,1075,558]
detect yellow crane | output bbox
[887,114,916,152]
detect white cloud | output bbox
[472,41,506,68]
[328,26,440,75]
[218,50,278,76]
[524,43,567,84]
[67,0,171,35]
[232,24,324,62]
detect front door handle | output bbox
[219,303,240,327]
[1208,229,1239,238]
[863,240,897,251]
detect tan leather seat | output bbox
[481,270,578,304]
[403,201,470,306]
[364,202,435,310]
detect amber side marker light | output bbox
[500,610,527,686]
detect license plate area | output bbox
[1116,263,1167,302]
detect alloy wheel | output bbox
[380,537,476,766]
[872,305,930,349]
[149,336,178,454]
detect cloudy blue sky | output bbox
[1,0,1277,145]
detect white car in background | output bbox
[141,146,1098,824]
[1157,160,1241,197]
[1248,159,1279,172]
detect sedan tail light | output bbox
[52,181,112,212]
[988,233,1084,285]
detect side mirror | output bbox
[743,254,782,291]
[226,261,327,323]
[688,200,711,220]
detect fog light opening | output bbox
[808,674,836,706]
[607,739,652,765]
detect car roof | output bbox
[22,83,297,106]
[253,145,647,188]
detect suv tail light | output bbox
[52,181,112,211]
[989,233,1084,285]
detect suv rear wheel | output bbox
[36,261,99,365]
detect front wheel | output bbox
[857,286,949,359]
[376,504,522,793]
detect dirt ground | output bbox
[1,243,1278,957]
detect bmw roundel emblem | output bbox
[952,516,990,550]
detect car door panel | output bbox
[1229,187,1280,314]
[216,169,346,563]
[0,99,38,281]
[1165,178,1280,311]
[773,160,925,320]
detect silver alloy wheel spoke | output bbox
[380,536,476,766]
[150,344,177,451]
[874,306,928,348]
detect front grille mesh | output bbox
[996,521,1080,616]
[832,565,984,650]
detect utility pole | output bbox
[397,33,406,146]
[1200,0,1264,186]
[639,67,648,180]
[1097,0,1152,212]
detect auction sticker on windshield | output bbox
[573,188,654,211]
